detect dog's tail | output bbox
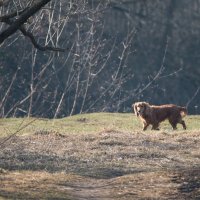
[180,107,187,117]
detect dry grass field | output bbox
[0,113,200,199]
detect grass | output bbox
[0,113,199,137]
[0,113,200,199]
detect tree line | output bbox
[0,0,199,118]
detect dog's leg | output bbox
[151,123,160,130]
[168,119,178,130]
[180,120,186,130]
[170,122,177,130]
[172,125,177,130]
[143,122,149,131]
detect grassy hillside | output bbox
[0,113,199,137]
[0,113,200,199]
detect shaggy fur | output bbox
[132,102,187,131]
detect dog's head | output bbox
[132,102,150,117]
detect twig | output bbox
[186,86,200,108]
[0,118,38,148]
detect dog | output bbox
[132,102,187,131]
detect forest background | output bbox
[0,0,200,118]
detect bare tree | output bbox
[1,0,196,118]
[0,0,138,118]
[0,0,66,51]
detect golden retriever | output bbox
[132,102,187,131]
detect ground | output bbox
[0,113,200,199]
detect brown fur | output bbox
[132,102,187,131]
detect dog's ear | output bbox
[132,103,139,117]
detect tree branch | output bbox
[0,10,26,22]
[0,0,52,44]
[1,17,65,52]
[19,25,65,52]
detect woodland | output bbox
[0,0,200,118]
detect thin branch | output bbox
[0,69,18,114]
[116,37,169,106]
[0,9,26,22]
[186,86,200,108]
[20,25,65,52]
[1,18,65,52]
[0,118,37,148]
